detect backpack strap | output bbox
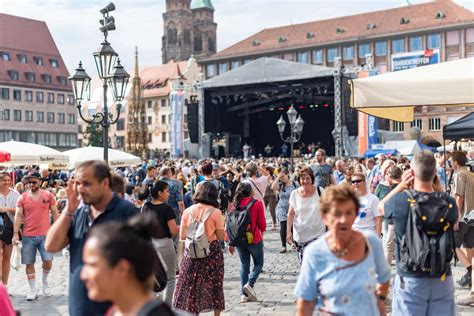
[316,186,321,197]
[249,180,263,197]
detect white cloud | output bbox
[1,0,473,75]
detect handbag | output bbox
[464,210,474,226]
[0,215,4,235]
[11,242,22,271]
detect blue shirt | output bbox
[384,190,457,277]
[294,231,390,315]
[311,164,333,188]
[333,170,345,184]
[276,182,297,222]
[68,194,138,316]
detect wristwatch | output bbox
[377,294,387,301]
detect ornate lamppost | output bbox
[68,2,130,162]
[276,106,305,167]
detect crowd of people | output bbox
[0,147,472,315]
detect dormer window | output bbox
[57,76,67,86]
[1,52,10,61]
[400,17,410,25]
[306,32,315,39]
[367,23,376,30]
[336,28,345,34]
[34,56,44,66]
[278,36,288,43]
[7,70,19,80]
[41,74,52,84]
[17,54,27,64]
[252,40,261,46]
[50,59,59,68]
[25,72,36,82]
[435,11,445,19]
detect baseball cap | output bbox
[212,163,219,170]
[24,171,41,180]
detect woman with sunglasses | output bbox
[351,172,382,237]
[294,185,390,316]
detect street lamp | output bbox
[68,2,130,163]
[276,106,305,167]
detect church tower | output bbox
[191,0,217,58]
[162,0,194,64]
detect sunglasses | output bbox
[27,181,39,185]
[351,179,364,184]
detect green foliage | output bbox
[85,124,103,147]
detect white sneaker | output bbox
[26,290,38,301]
[42,284,51,296]
[243,284,257,301]
[240,295,249,303]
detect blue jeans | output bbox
[236,241,264,294]
[21,236,53,264]
[392,275,455,316]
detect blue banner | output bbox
[170,92,185,158]
[367,115,378,146]
[391,49,440,72]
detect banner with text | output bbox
[170,91,185,158]
[357,70,379,155]
[391,49,440,72]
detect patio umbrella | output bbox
[64,147,141,168]
[0,150,11,163]
[0,140,69,165]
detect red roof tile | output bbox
[139,60,188,98]
[207,0,474,60]
[0,13,71,91]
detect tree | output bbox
[85,124,103,147]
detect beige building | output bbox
[200,1,474,147]
[0,13,77,150]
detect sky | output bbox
[1,0,473,75]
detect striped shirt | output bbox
[453,168,474,217]
[0,189,20,222]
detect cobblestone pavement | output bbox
[7,215,474,315]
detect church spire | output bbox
[134,45,139,78]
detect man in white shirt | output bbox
[351,171,382,236]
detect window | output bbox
[37,111,44,122]
[161,115,166,124]
[429,117,441,131]
[467,28,474,43]
[13,90,21,101]
[1,88,9,100]
[161,99,166,107]
[36,91,44,103]
[147,116,152,125]
[393,121,405,132]
[427,34,440,49]
[208,37,216,52]
[2,109,10,121]
[297,51,309,64]
[392,38,405,53]
[411,119,423,130]
[446,30,460,46]
[231,60,240,69]
[13,110,21,121]
[194,31,202,52]
[312,49,323,64]
[375,41,387,56]
[57,76,67,86]
[343,46,354,60]
[219,62,228,74]
[42,74,52,84]
[8,70,19,80]
[25,110,33,122]
[68,114,75,124]
[244,58,253,65]
[1,52,10,61]
[162,132,167,143]
[68,95,75,105]
[147,100,152,109]
[25,72,36,82]
[58,94,65,104]
[148,133,152,143]
[206,64,216,78]
[410,36,422,51]
[283,53,294,61]
[327,48,339,62]
[116,119,125,131]
[47,93,54,103]
[25,90,33,102]
[47,112,55,123]
[58,133,66,146]
[17,54,27,63]
[358,43,371,58]
[58,113,65,124]
[34,56,44,66]
[50,59,59,68]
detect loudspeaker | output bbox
[187,101,199,143]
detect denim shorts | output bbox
[21,236,53,264]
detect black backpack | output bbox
[399,190,455,278]
[217,181,230,213]
[226,199,257,247]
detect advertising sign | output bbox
[391,49,440,72]
[357,70,379,155]
[170,91,185,158]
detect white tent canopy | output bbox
[64,147,141,168]
[0,140,69,165]
[351,58,474,122]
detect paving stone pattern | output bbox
[8,214,474,315]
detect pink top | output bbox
[16,190,55,236]
[0,284,15,316]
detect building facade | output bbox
[162,0,217,64]
[0,13,77,150]
[200,1,474,146]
